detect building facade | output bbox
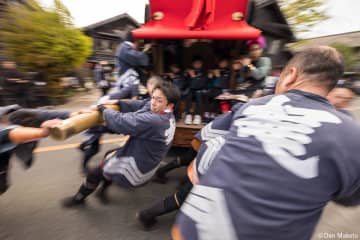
[83,13,140,64]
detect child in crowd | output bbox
[204,57,231,121]
[184,57,208,125]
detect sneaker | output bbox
[136,211,157,230]
[184,114,193,124]
[62,196,86,208]
[193,115,202,125]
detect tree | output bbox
[277,0,329,34]
[330,42,358,71]
[0,0,92,96]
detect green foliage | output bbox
[0,0,92,96]
[330,42,358,71]
[278,0,329,33]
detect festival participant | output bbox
[60,82,180,207]
[173,46,360,240]
[0,105,72,194]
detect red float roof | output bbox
[132,0,261,40]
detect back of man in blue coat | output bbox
[173,46,360,240]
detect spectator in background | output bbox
[205,57,231,121]
[0,61,4,105]
[164,64,187,92]
[1,61,29,107]
[93,62,110,96]
[184,57,208,125]
[164,63,188,121]
[105,31,150,101]
[233,36,272,97]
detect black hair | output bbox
[153,81,181,106]
[192,56,203,62]
[283,46,344,90]
[125,31,134,43]
[335,80,356,93]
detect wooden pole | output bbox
[49,104,119,141]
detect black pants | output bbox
[185,89,207,114]
[141,176,193,219]
[156,147,197,178]
[0,152,11,174]
[171,177,193,208]
[204,88,222,113]
[0,152,11,193]
[75,166,112,200]
[101,87,110,96]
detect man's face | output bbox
[151,89,169,113]
[327,87,355,109]
[170,65,180,73]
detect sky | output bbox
[38,0,360,39]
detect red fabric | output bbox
[133,0,261,39]
[220,101,231,113]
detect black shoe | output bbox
[0,174,9,195]
[62,196,86,208]
[136,211,157,230]
[0,183,9,195]
[152,173,169,184]
[78,142,87,152]
[95,190,110,205]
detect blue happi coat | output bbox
[102,100,176,187]
[175,90,360,240]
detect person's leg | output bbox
[137,177,193,229]
[101,87,107,96]
[185,90,194,114]
[154,147,197,183]
[95,177,112,204]
[193,90,206,124]
[184,90,195,124]
[202,89,210,111]
[195,90,204,115]
[210,89,222,114]
[0,152,11,194]
[79,126,104,172]
[202,89,212,122]
[62,166,107,207]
